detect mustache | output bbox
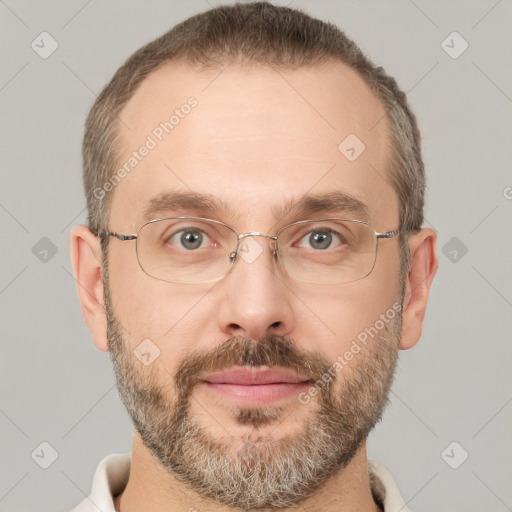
[173,333,333,398]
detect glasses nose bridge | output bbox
[237,231,278,242]
[236,231,279,259]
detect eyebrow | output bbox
[274,191,370,223]
[141,190,370,225]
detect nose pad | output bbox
[272,240,279,262]
[229,236,279,265]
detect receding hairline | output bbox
[112,57,391,174]
[117,56,387,123]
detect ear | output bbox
[70,225,108,352]
[400,227,438,350]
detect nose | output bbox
[217,234,295,340]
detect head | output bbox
[71,2,437,509]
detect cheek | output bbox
[295,269,400,363]
[107,250,216,359]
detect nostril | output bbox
[270,321,281,329]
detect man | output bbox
[70,2,437,511]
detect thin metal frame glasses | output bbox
[101,216,401,285]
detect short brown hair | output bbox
[84,2,425,277]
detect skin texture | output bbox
[71,60,438,512]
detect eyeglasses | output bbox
[101,217,400,285]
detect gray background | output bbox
[1,0,511,511]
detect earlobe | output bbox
[399,227,438,350]
[70,225,109,352]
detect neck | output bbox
[114,432,381,512]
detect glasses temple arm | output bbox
[375,229,401,239]
[101,231,138,241]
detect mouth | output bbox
[198,368,313,405]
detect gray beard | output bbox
[105,282,401,510]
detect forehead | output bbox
[110,60,397,231]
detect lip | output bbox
[201,368,309,385]
[198,368,312,405]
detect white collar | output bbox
[71,453,412,512]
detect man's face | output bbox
[104,61,403,508]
